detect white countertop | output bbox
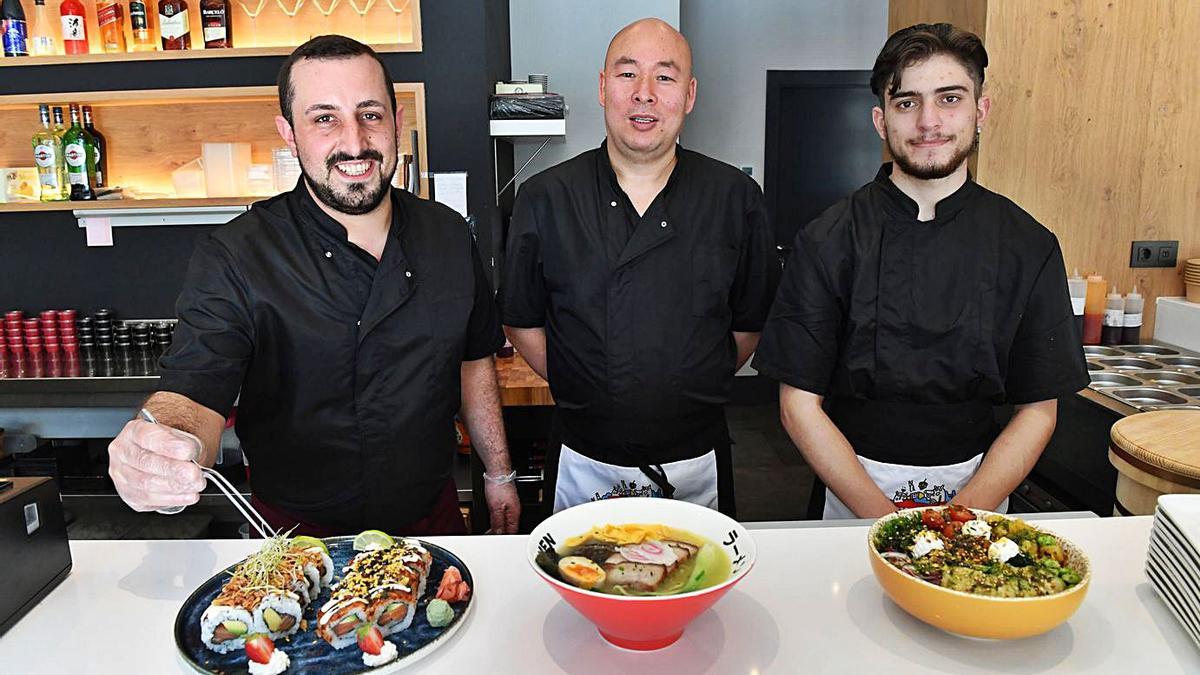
[3,516,1199,673]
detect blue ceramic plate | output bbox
[174,537,474,674]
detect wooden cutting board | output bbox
[1109,410,1200,515]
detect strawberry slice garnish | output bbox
[244,633,275,665]
[356,623,384,656]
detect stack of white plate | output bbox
[1148,494,1200,648]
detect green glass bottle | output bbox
[32,104,67,201]
[62,103,97,200]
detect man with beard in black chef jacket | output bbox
[105,36,521,536]
[754,23,1088,519]
[500,18,777,516]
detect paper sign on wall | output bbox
[433,172,469,218]
[82,217,113,247]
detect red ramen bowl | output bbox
[527,498,755,651]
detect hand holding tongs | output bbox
[140,409,277,539]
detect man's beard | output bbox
[299,150,395,216]
[887,128,976,180]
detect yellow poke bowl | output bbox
[867,507,1091,639]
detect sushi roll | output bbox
[254,591,304,640]
[201,602,259,655]
[316,597,370,649]
[317,540,432,647]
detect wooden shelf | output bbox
[0,0,421,68]
[0,196,259,213]
[0,83,430,203]
[0,43,419,68]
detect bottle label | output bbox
[61,14,86,41]
[34,143,57,168]
[1103,308,1124,327]
[203,25,226,43]
[2,19,29,56]
[159,8,189,40]
[130,1,148,29]
[1070,297,1085,315]
[38,169,61,191]
[94,146,103,185]
[65,142,87,174]
[1122,312,1143,328]
[97,2,122,27]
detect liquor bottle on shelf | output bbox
[58,0,87,54]
[128,0,154,51]
[63,103,98,200]
[51,105,65,136]
[96,0,126,53]
[199,0,230,48]
[28,0,52,54]
[158,0,190,50]
[82,105,106,188]
[2,0,29,56]
[32,104,68,201]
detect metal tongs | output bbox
[141,408,277,538]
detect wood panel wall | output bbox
[977,0,1200,336]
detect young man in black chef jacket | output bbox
[105,36,520,536]
[755,23,1088,519]
[500,18,778,516]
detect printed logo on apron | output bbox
[553,444,719,513]
[823,452,1008,519]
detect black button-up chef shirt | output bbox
[755,164,1089,466]
[157,183,504,533]
[500,143,778,460]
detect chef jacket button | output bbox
[660,220,668,228]
[405,270,412,278]
[356,320,361,326]
[610,201,617,207]
[324,251,332,258]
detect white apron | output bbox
[552,443,719,513]
[823,452,1009,519]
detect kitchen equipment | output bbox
[0,476,72,636]
[1156,297,1200,352]
[201,142,251,197]
[170,157,206,198]
[1108,410,1200,515]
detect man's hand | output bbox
[483,480,521,534]
[107,419,205,512]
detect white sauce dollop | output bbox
[988,537,1021,564]
[962,519,992,538]
[363,640,399,667]
[248,648,290,675]
[910,530,945,558]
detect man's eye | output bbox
[362,112,383,121]
[618,72,635,78]
[315,115,334,124]
[943,95,962,104]
[896,100,915,110]
[656,75,675,82]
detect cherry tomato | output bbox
[942,521,964,538]
[921,509,946,530]
[947,504,975,523]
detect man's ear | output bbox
[275,115,298,157]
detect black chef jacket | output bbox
[755,164,1089,467]
[500,143,778,463]
[157,183,504,533]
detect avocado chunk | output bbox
[263,608,283,632]
[221,620,248,636]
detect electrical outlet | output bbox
[1130,240,1178,268]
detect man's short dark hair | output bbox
[870,23,988,107]
[277,35,397,125]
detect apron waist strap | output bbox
[826,397,1000,466]
[554,409,728,467]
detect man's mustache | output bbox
[326,150,385,171]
